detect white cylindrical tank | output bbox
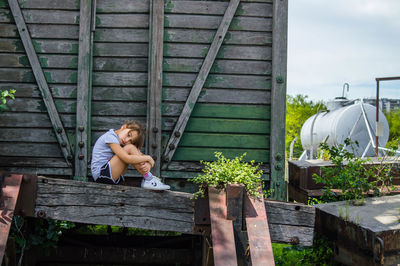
[300,101,389,157]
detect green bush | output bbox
[190,152,263,199]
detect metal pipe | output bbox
[376,79,379,156]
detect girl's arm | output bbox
[109,143,154,166]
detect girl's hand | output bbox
[138,162,151,174]
[146,155,155,167]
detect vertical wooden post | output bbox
[146,0,164,176]
[75,0,94,180]
[270,0,288,201]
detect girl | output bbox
[91,121,170,190]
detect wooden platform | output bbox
[15,176,315,246]
[315,195,400,265]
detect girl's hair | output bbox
[124,120,145,149]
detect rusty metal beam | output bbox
[208,187,237,266]
[0,174,23,262]
[245,192,275,265]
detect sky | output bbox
[287,0,400,102]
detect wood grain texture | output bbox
[269,0,288,201]
[75,0,93,178]
[34,176,195,233]
[7,0,73,165]
[146,0,164,175]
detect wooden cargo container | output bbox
[0,0,287,200]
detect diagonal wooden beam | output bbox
[146,0,164,176]
[8,0,73,166]
[162,0,241,167]
[75,0,94,180]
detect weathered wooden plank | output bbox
[165,161,270,174]
[0,24,79,39]
[93,28,271,45]
[0,39,79,54]
[0,142,63,157]
[165,14,272,32]
[0,0,79,9]
[34,176,195,234]
[164,73,270,90]
[0,174,22,263]
[164,43,272,60]
[269,0,288,201]
[96,13,148,28]
[0,54,78,69]
[93,72,147,86]
[163,88,270,104]
[178,133,269,149]
[165,1,272,17]
[94,28,148,42]
[0,157,68,167]
[96,0,149,13]
[146,0,164,176]
[165,29,272,45]
[93,58,147,71]
[164,58,271,75]
[7,0,73,165]
[165,117,270,134]
[173,147,269,162]
[208,187,237,266]
[0,128,58,142]
[0,166,72,176]
[0,68,77,83]
[93,43,147,57]
[0,9,79,24]
[75,0,93,179]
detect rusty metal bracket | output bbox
[373,236,384,265]
[15,175,37,217]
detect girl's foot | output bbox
[141,176,170,190]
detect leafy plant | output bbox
[11,216,75,263]
[190,152,263,199]
[0,88,16,112]
[313,139,376,203]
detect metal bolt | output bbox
[174,131,181,137]
[275,153,283,161]
[37,210,46,218]
[61,142,67,147]
[67,155,73,161]
[151,143,158,149]
[78,141,84,148]
[152,127,158,133]
[57,128,62,134]
[276,76,284,84]
[79,126,84,132]
[290,236,299,245]
[275,164,283,171]
[42,178,48,184]
[169,144,175,150]
[163,156,169,163]
[78,154,84,160]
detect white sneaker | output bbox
[141,177,170,190]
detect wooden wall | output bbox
[0,0,285,195]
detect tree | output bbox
[384,109,400,149]
[286,94,326,158]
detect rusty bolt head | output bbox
[22,175,31,183]
[152,127,158,133]
[174,131,181,137]
[290,236,299,245]
[42,178,48,184]
[151,143,158,149]
[169,144,175,150]
[78,154,84,160]
[37,210,46,218]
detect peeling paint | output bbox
[13,40,24,52]
[229,18,243,31]
[18,55,29,67]
[68,72,77,83]
[39,57,49,68]
[32,40,42,53]
[165,0,174,13]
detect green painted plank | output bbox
[185,118,270,134]
[178,133,270,149]
[161,170,270,181]
[163,103,271,119]
[0,39,79,54]
[172,147,270,163]
[0,24,79,39]
[0,142,64,157]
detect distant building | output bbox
[363,98,400,112]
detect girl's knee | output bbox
[123,144,140,155]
